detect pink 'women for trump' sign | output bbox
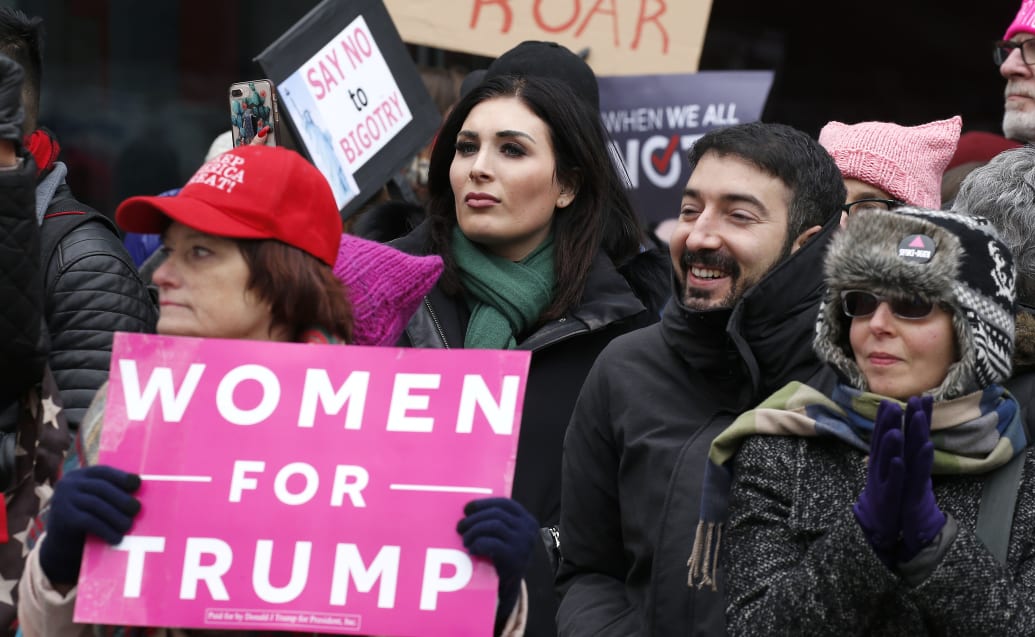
[73,333,530,635]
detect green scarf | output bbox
[687,381,1026,590]
[452,226,556,350]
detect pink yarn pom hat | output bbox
[1005,0,1035,40]
[333,234,444,347]
[818,116,962,209]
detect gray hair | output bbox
[953,146,1035,304]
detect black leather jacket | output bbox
[40,172,157,431]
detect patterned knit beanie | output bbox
[333,234,444,346]
[815,207,1016,400]
[818,116,962,209]
[1006,0,1035,39]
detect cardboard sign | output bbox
[598,71,774,224]
[384,0,712,76]
[256,0,441,218]
[74,333,530,636]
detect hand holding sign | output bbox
[457,497,538,620]
[73,334,529,635]
[40,465,142,586]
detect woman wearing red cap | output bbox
[18,144,525,636]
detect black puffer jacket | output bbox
[392,221,663,636]
[39,169,157,430]
[0,154,45,393]
[556,212,842,637]
[0,154,48,490]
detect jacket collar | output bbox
[662,212,840,396]
[394,221,648,350]
[520,250,646,351]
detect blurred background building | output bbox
[8,0,1014,216]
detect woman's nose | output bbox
[868,301,896,332]
[469,151,492,181]
[151,256,177,288]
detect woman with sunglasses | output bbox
[688,206,1035,634]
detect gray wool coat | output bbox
[724,429,1035,636]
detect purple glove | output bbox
[898,395,946,563]
[854,400,905,566]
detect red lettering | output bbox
[575,0,619,45]
[355,29,373,58]
[341,27,374,70]
[366,115,382,142]
[326,49,344,83]
[319,61,338,99]
[469,0,513,32]
[306,67,326,100]
[631,0,668,53]
[339,137,357,164]
[533,0,579,33]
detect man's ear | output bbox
[791,224,823,253]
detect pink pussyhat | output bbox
[333,234,444,347]
[818,116,962,209]
[1005,0,1035,40]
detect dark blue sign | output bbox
[598,71,774,224]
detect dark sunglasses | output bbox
[840,290,935,320]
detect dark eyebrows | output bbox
[455,129,535,143]
[683,188,769,215]
[496,129,535,143]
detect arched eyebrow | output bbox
[457,129,536,143]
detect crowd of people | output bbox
[2,1,1035,636]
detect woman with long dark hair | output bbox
[393,73,664,632]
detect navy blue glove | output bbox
[898,395,946,563]
[853,400,905,566]
[39,465,142,586]
[456,497,538,621]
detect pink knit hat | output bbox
[1005,0,1035,40]
[818,116,962,209]
[333,234,444,346]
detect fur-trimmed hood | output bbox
[814,207,1016,400]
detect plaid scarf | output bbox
[687,381,1025,590]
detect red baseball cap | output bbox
[116,145,342,266]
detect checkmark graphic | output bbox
[651,135,680,173]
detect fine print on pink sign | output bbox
[74,333,531,636]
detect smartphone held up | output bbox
[229,79,280,147]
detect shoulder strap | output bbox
[975,451,1026,564]
[973,380,1033,565]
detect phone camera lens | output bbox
[231,89,243,97]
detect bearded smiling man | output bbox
[997,0,1035,142]
[556,122,846,637]
[673,150,820,310]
